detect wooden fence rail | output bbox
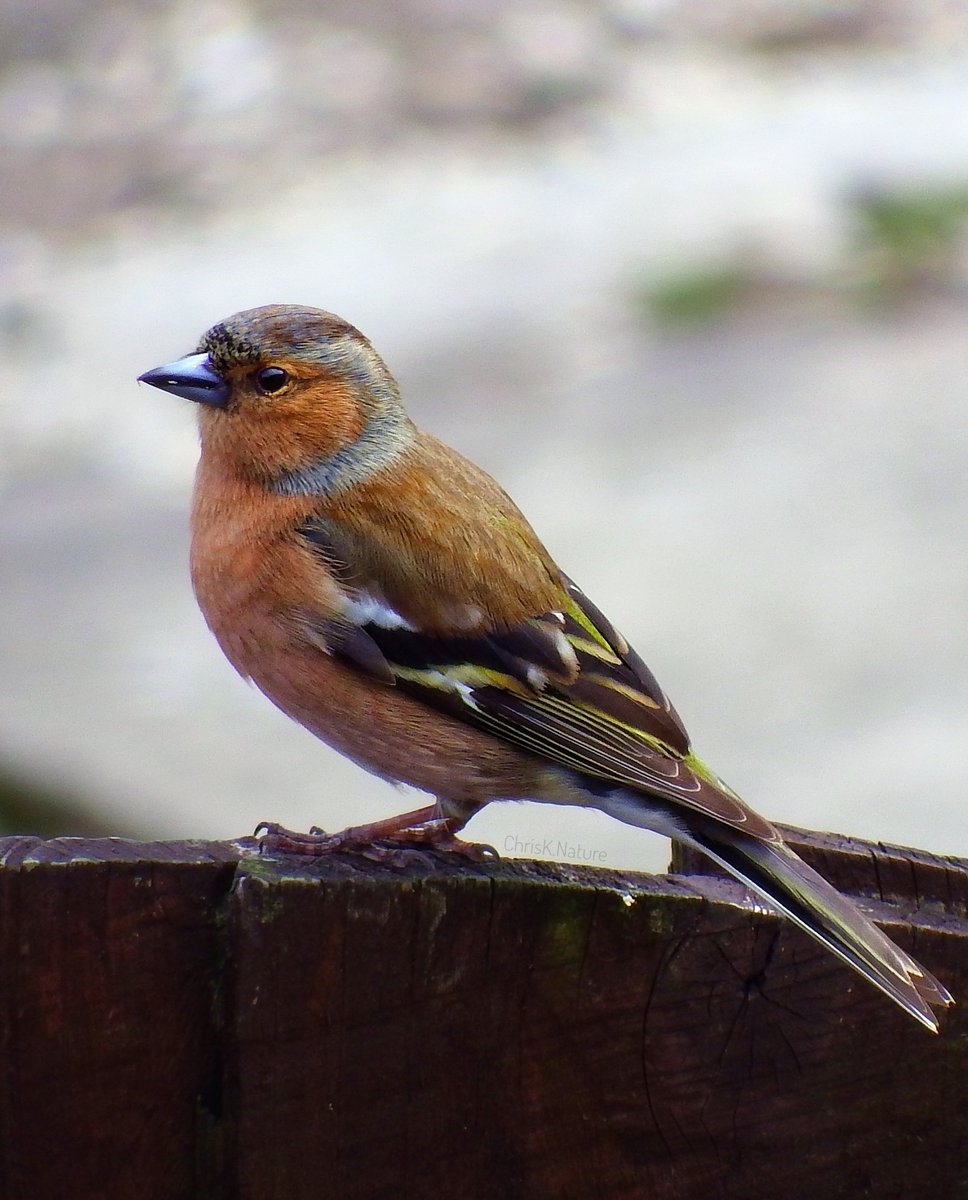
[0,826,965,1199]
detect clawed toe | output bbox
[255,817,499,864]
[255,822,340,856]
[438,837,499,863]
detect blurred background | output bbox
[1,0,966,872]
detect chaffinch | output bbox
[139,304,952,1031]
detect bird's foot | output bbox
[256,809,498,865]
[341,818,498,863]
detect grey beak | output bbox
[137,352,230,408]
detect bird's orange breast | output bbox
[189,448,561,810]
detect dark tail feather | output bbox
[687,825,953,1032]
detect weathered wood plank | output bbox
[0,830,965,1199]
[0,838,239,1200]
[226,852,968,1200]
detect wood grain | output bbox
[0,831,964,1199]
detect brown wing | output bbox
[299,523,777,841]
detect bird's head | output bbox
[138,305,413,491]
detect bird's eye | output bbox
[255,367,289,395]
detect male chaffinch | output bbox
[139,304,952,1031]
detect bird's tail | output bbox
[683,822,953,1032]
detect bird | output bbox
[139,303,952,1032]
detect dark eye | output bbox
[255,367,289,394]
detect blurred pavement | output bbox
[1,0,966,870]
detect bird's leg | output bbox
[257,803,498,863]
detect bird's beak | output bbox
[137,352,230,409]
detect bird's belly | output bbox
[202,590,551,810]
[189,495,559,810]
